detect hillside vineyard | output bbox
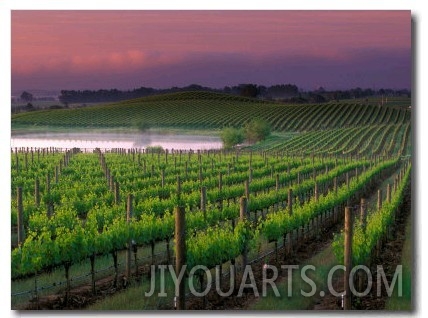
[11,91,412,310]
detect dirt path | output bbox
[312,174,411,310]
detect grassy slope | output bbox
[385,215,412,310]
[249,246,339,310]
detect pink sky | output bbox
[11,10,411,91]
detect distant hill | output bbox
[11,91,411,132]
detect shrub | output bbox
[244,118,271,144]
[145,145,164,153]
[220,127,245,149]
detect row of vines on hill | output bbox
[259,123,410,157]
[11,92,410,132]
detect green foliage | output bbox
[145,145,164,153]
[10,146,405,280]
[331,164,411,265]
[260,158,399,244]
[244,118,271,144]
[186,222,255,270]
[220,127,244,149]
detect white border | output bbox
[1,1,424,318]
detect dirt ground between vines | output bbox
[312,180,411,310]
[22,169,411,311]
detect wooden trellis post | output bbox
[344,207,353,310]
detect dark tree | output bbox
[239,84,258,98]
[267,84,299,99]
[308,93,327,103]
[20,91,33,102]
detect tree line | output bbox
[15,84,410,107]
[57,84,410,105]
[56,84,300,104]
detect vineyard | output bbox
[10,91,412,310]
[11,91,410,132]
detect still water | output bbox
[10,131,223,151]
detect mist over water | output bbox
[10,131,223,151]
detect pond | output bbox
[10,130,223,151]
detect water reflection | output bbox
[10,131,223,151]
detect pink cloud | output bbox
[11,10,411,90]
[127,50,145,64]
